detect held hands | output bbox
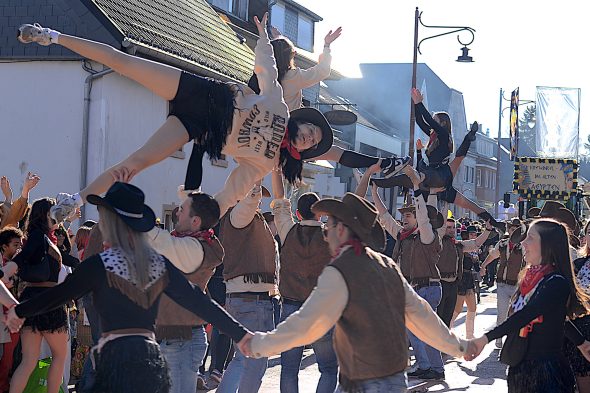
[254,13,269,39]
[324,27,342,47]
[237,332,254,358]
[411,88,423,104]
[464,335,488,361]
[110,167,135,183]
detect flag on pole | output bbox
[536,86,580,158]
[509,88,519,161]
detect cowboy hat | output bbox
[289,107,334,160]
[311,192,385,251]
[397,204,445,230]
[87,182,156,232]
[527,201,561,219]
[529,201,579,234]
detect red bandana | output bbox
[280,127,301,160]
[520,264,555,296]
[399,227,418,242]
[509,241,515,252]
[332,239,365,259]
[171,229,215,245]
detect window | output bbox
[469,167,475,183]
[464,166,469,183]
[161,204,178,231]
[207,0,248,20]
[476,169,482,186]
[284,6,299,43]
[484,171,489,188]
[297,16,313,51]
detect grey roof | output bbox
[1,0,255,82]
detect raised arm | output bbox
[230,183,263,229]
[461,222,494,252]
[292,28,341,90]
[354,162,382,198]
[253,13,280,96]
[371,183,402,238]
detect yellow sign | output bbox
[513,157,578,200]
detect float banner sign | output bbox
[513,157,578,200]
[509,88,519,161]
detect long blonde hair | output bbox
[98,207,155,289]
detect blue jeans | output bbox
[160,326,208,393]
[335,372,408,393]
[216,296,274,393]
[280,302,338,393]
[78,295,102,392]
[407,285,444,373]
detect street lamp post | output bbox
[494,89,535,217]
[409,8,476,162]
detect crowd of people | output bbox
[0,12,589,393]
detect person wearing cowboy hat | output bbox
[367,166,447,380]
[269,168,338,392]
[215,181,279,393]
[237,192,476,392]
[5,182,250,393]
[449,222,494,340]
[528,201,581,262]
[127,182,227,393]
[480,217,527,348]
[432,211,494,330]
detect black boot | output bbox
[467,121,479,141]
[456,122,478,157]
[478,211,505,232]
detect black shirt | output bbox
[414,102,451,165]
[12,229,61,283]
[486,274,585,360]
[15,254,247,342]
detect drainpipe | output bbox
[80,67,113,221]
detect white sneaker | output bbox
[17,23,57,46]
[50,193,79,223]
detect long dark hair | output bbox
[279,118,304,183]
[55,224,71,254]
[247,37,296,93]
[433,111,454,152]
[25,198,55,236]
[532,219,590,318]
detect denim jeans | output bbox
[496,283,517,331]
[160,326,208,393]
[280,302,338,393]
[78,295,102,393]
[335,372,408,393]
[216,296,274,393]
[407,285,443,373]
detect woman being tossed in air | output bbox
[17,14,409,224]
[372,88,502,228]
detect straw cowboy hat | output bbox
[87,182,156,232]
[397,204,445,230]
[311,192,385,251]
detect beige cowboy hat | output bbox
[311,192,386,251]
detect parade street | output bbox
[207,288,508,393]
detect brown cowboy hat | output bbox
[397,204,445,230]
[529,201,579,234]
[311,192,385,251]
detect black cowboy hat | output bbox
[397,204,445,230]
[87,182,156,232]
[289,107,334,160]
[311,193,386,251]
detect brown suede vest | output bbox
[330,247,407,382]
[392,232,441,284]
[218,209,277,284]
[438,236,464,280]
[155,236,224,340]
[279,224,332,302]
[497,243,525,285]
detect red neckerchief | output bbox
[171,229,215,245]
[48,230,57,245]
[280,127,301,160]
[332,239,364,259]
[508,241,515,252]
[399,227,418,242]
[444,235,457,244]
[520,264,555,296]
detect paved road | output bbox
[207,286,509,392]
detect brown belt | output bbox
[227,292,272,301]
[26,282,57,288]
[102,328,153,337]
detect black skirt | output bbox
[20,287,68,333]
[91,336,171,393]
[507,357,575,393]
[458,271,475,296]
[564,314,590,376]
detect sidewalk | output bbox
[209,286,508,392]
